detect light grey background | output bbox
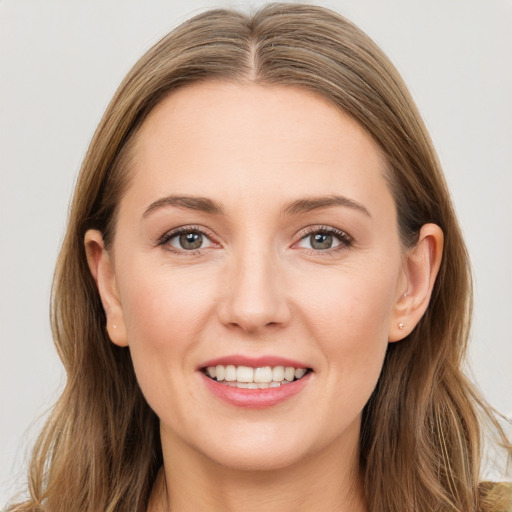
[1,0,511,504]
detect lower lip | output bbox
[201,372,311,409]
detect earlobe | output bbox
[389,223,444,342]
[84,229,128,347]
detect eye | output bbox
[171,232,208,250]
[159,227,216,252]
[295,227,352,251]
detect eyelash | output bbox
[157,225,354,255]
[296,225,354,254]
[157,225,217,255]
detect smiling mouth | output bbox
[202,365,312,389]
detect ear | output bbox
[84,229,128,347]
[389,223,444,342]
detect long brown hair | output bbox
[8,4,511,511]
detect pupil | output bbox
[311,233,332,250]
[180,232,202,250]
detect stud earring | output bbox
[113,325,117,329]
[398,322,405,330]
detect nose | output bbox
[217,246,291,334]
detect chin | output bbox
[203,441,312,472]
[191,420,354,473]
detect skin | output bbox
[85,82,443,512]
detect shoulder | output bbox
[478,481,512,512]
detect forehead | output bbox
[121,81,391,216]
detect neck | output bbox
[149,426,367,512]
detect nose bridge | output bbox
[219,236,289,332]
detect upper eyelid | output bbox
[158,225,218,245]
[296,224,353,241]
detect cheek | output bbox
[300,263,397,343]
[115,264,222,423]
[297,263,397,394]
[120,262,215,343]
[116,263,218,396]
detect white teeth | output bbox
[254,366,273,383]
[284,367,295,382]
[272,366,285,381]
[219,381,284,389]
[295,368,307,379]
[236,366,254,382]
[225,365,236,382]
[206,364,309,387]
[215,365,225,381]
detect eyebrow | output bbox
[283,195,371,217]
[142,193,370,219]
[143,195,224,218]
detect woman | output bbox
[7,3,511,512]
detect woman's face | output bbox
[94,82,411,471]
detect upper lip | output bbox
[199,355,311,370]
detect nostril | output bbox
[215,261,291,331]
